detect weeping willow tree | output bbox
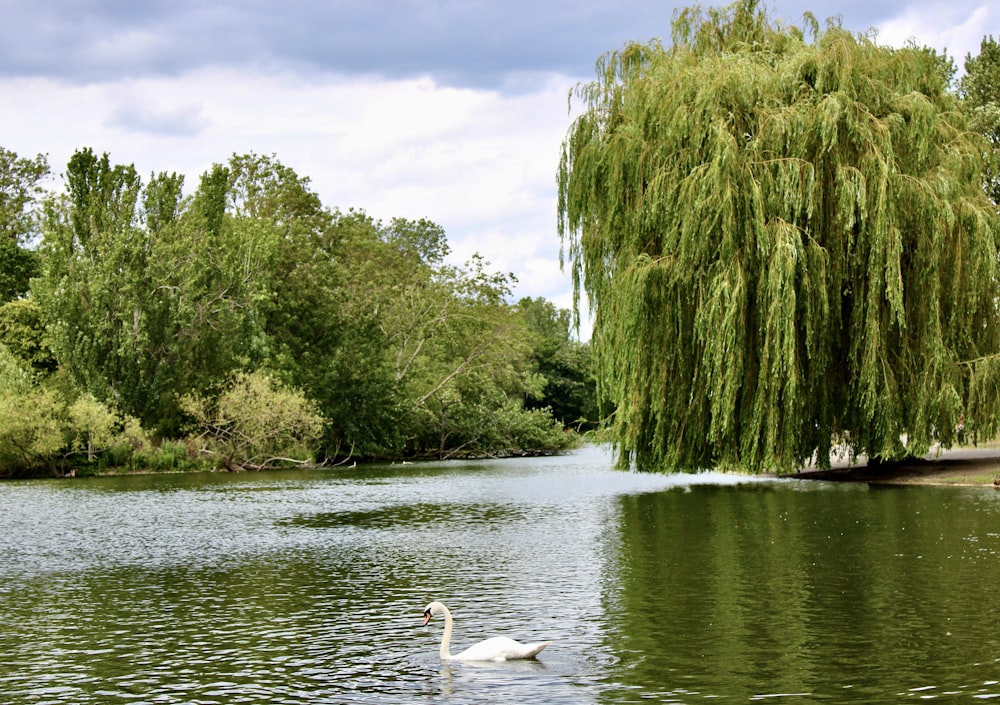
[558,1,1000,473]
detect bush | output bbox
[130,440,206,473]
[0,387,64,476]
[181,370,326,469]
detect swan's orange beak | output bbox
[422,609,432,626]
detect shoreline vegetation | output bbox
[21,437,588,480]
[20,440,586,480]
[35,442,1000,487]
[0,149,598,480]
[77,452,577,479]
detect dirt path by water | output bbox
[790,447,1000,487]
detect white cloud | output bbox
[876,2,994,66]
[0,67,580,310]
[109,99,208,136]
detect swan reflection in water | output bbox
[422,601,550,661]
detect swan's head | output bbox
[422,601,446,625]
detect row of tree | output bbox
[13,0,997,478]
[558,1,1000,473]
[0,149,598,477]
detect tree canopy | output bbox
[0,148,48,301]
[558,0,1000,473]
[960,34,1000,205]
[0,147,585,476]
[518,296,599,430]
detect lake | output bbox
[1,444,999,703]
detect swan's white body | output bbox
[422,601,549,661]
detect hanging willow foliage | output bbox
[558,0,1000,473]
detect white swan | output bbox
[422,601,549,661]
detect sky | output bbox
[1,1,996,337]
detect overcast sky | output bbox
[1,1,996,332]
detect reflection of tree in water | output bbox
[602,484,1000,702]
[286,502,527,530]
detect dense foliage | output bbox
[518,296,600,430]
[960,35,1000,206]
[0,151,590,477]
[559,0,1000,473]
[0,148,47,301]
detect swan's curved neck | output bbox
[438,604,454,659]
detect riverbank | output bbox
[790,446,1000,487]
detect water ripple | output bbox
[3,447,1000,703]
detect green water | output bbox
[1,446,998,703]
